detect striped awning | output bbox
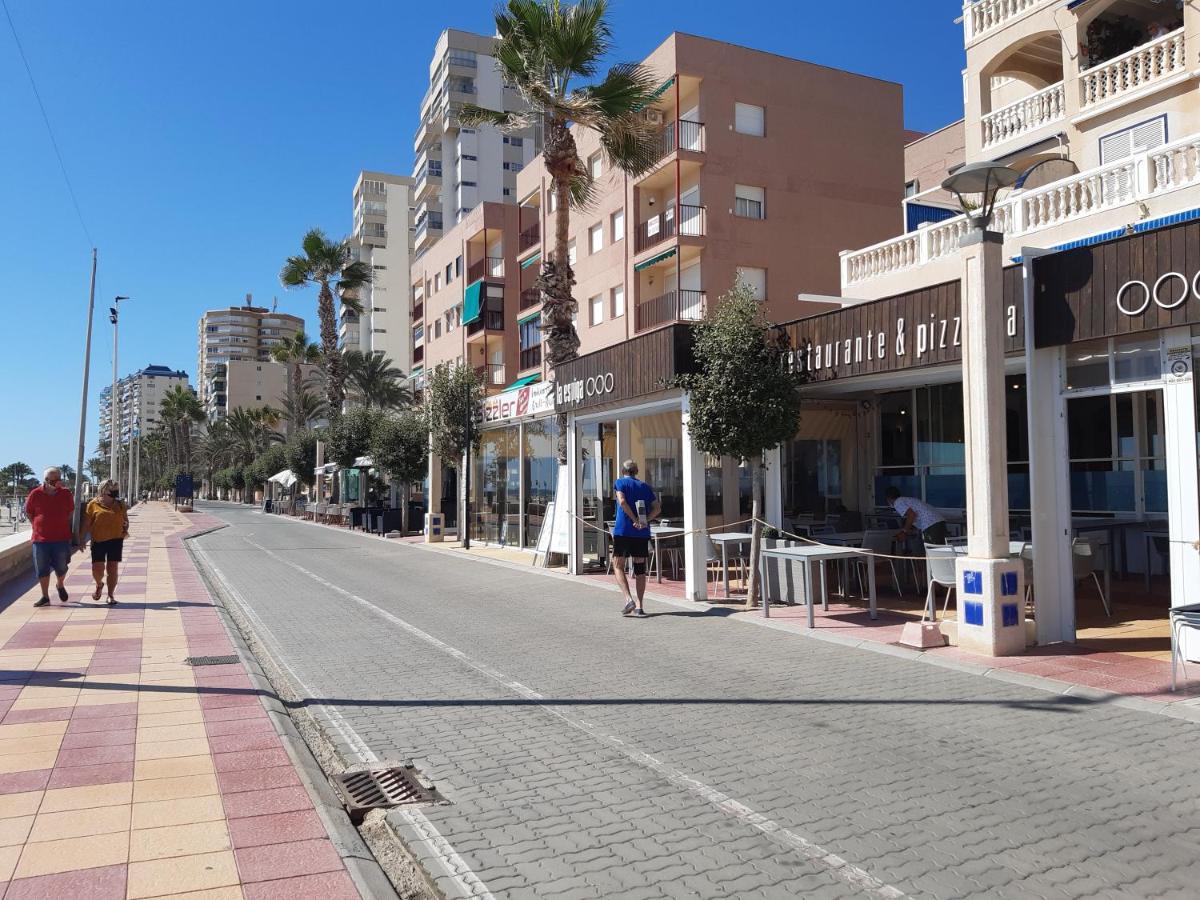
[502,374,541,391]
[520,251,541,269]
[633,248,677,271]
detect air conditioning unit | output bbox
[644,109,664,126]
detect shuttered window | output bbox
[1099,117,1166,202]
[734,102,765,137]
[734,184,765,219]
[736,266,767,301]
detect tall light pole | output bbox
[109,296,129,490]
[940,162,1023,656]
[71,249,98,538]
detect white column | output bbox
[681,395,708,602]
[566,420,582,575]
[1160,329,1200,660]
[615,419,632,470]
[763,446,783,528]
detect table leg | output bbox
[806,560,816,629]
[655,534,662,584]
[867,557,877,619]
[820,561,829,611]
[1145,534,1151,594]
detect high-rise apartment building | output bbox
[411,29,538,259]
[98,365,190,448]
[196,300,304,420]
[340,171,415,372]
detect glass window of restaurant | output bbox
[782,405,859,523]
[468,417,559,548]
[523,418,558,547]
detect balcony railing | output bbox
[519,345,542,371]
[981,81,1065,149]
[466,309,505,336]
[520,288,541,311]
[519,221,540,252]
[649,120,706,167]
[468,256,505,283]
[634,204,705,253]
[474,363,505,386]
[965,0,1048,43]
[1080,29,1185,110]
[634,289,705,333]
[842,131,1200,287]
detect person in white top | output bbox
[885,487,947,545]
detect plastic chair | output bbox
[924,545,958,622]
[657,520,684,580]
[1072,538,1110,616]
[1170,604,1200,691]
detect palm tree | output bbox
[275,388,328,433]
[160,386,205,472]
[270,330,321,436]
[461,0,661,459]
[345,350,412,410]
[2,462,34,500]
[279,230,372,414]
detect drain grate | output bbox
[332,765,443,822]
[185,654,240,666]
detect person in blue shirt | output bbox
[612,460,661,617]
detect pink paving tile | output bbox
[242,870,359,899]
[59,728,136,750]
[208,732,283,755]
[213,748,292,773]
[0,769,51,794]
[226,810,328,849]
[204,705,271,723]
[234,839,346,882]
[55,743,136,768]
[4,863,127,900]
[46,760,133,789]
[71,702,137,720]
[2,708,70,726]
[222,786,315,819]
[205,716,274,737]
[217,765,302,795]
[200,695,262,710]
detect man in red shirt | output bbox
[24,467,76,607]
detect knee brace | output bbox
[632,559,647,576]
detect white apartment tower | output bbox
[340,171,415,372]
[98,365,190,448]
[411,29,538,259]
[196,301,304,420]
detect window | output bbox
[461,153,478,161]
[548,190,557,212]
[611,284,625,318]
[904,179,919,198]
[588,153,602,179]
[736,266,767,300]
[434,320,442,338]
[1099,116,1167,200]
[445,263,452,282]
[434,273,442,291]
[455,255,463,277]
[734,102,765,137]
[611,209,624,242]
[373,307,387,313]
[459,180,477,188]
[734,184,765,219]
[589,294,603,326]
[589,223,603,254]
[503,188,512,197]
[567,239,577,266]
[503,136,524,146]
[502,161,523,172]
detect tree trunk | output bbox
[285,363,299,438]
[745,455,764,610]
[401,482,410,537]
[317,281,344,415]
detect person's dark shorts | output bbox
[31,541,71,578]
[921,522,948,545]
[91,539,124,564]
[612,535,650,559]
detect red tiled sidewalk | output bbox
[0,502,362,899]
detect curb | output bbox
[183,532,404,900]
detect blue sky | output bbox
[0,0,965,475]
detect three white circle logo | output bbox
[1116,272,1196,316]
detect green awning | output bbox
[463,280,483,325]
[633,248,676,272]
[520,251,541,269]
[633,76,675,112]
[503,374,541,391]
[518,311,540,326]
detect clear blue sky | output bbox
[0,0,965,476]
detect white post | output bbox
[1160,329,1200,660]
[956,229,1025,655]
[763,446,783,528]
[567,419,582,575]
[681,394,708,602]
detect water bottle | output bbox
[635,499,647,528]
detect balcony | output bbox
[635,289,705,333]
[964,0,1049,44]
[415,164,442,202]
[647,120,706,168]
[1080,29,1186,113]
[519,221,540,252]
[413,345,424,364]
[474,363,505,386]
[634,204,705,253]
[981,81,1064,149]
[468,256,504,283]
[841,130,1200,288]
[519,288,541,311]
[467,310,505,336]
[519,345,542,371]
[411,302,424,322]
[414,213,444,243]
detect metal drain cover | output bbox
[332,765,443,821]
[185,655,240,666]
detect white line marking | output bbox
[236,534,908,899]
[193,544,496,900]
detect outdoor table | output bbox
[818,531,865,546]
[1073,516,1146,578]
[758,545,876,627]
[650,525,685,583]
[709,532,754,598]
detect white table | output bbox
[759,545,876,627]
[709,532,754,598]
[650,525,685,582]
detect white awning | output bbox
[352,456,374,468]
[268,469,298,488]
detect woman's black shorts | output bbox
[91,539,124,563]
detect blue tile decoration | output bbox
[1002,603,1020,628]
[963,570,984,595]
[964,601,984,626]
[1000,571,1018,596]
[1011,206,1200,264]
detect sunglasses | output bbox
[45,478,61,485]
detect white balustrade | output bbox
[966,0,1048,42]
[1080,30,1186,109]
[1148,139,1200,195]
[981,82,1065,148]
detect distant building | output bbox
[98,365,190,447]
[197,299,304,420]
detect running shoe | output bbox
[621,599,636,616]
[56,586,68,604]
[33,597,49,608]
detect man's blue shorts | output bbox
[31,541,71,579]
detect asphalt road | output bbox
[190,502,1200,900]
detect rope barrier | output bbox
[564,512,757,541]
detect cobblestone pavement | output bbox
[192,503,1200,900]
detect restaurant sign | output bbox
[482,381,554,424]
[554,324,695,413]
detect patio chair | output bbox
[1072,537,1110,617]
[856,529,907,598]
[1170,603,1200,691]
[657,520,684,580]
[924,544,959,622]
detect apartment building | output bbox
[341,171,415,372]
[196,301,304,420]
[411,29,538,259]
[98,365,190,447]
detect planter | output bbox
[761,538,810,607]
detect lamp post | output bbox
[941,162,1025,656]
[109,296,130,489]
[71,250,98,539]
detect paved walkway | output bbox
[0,502,362,899]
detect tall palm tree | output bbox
[279,230,372,414]
[160,386,205,472]
[345,350,412,410]
[274,388,328,434]
[461,0,661,458]
[270,330,321,436]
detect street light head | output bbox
[114,295,129,301]
[941,162,1019,232]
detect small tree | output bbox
[424,362,482,536]
[370,410,429,535]
[676,279,805,608]
[325,406,381,468]
[282,429,321,492]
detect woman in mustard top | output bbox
[81,479,129,604]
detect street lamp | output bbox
[939,161,1024,656]
[109,296,130,491]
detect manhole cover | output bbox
[332,765,443,822]
[185,655,240,666]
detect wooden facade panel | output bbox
[554,324,692,413]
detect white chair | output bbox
[1072,538,1110,617]
[1170,604,1200,691]
[1019,542,1035,610]
[924,544,959,622]
[657,520,683,580]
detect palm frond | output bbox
[337,259,373,296]
[549,0,611,79]
[279,255,312,288]
[583,62,659,120]
[596,110,663,179]
[459,104,528,131]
